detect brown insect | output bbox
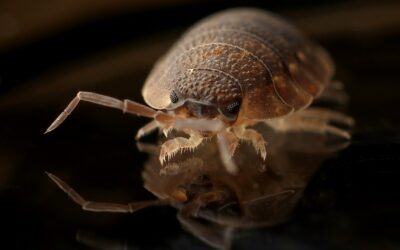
[45,8,351,173]
[47,120,351,249]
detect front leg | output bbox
[45,91,160,133]
[233,126,268,160]
[135,120,159,139]
[159,132,204,164]
[217,131,239,174]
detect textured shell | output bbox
[142,8,334,119]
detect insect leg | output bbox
[45,91,158,133]
[159,132,204,164]
[217,131,238,174]
[266,108,352,139]
[135,120,159,139]
[233,127,268,160]
[224,130,240,157]
[47,172,165,213]
[295,107,354,127]
[136,142,160,155]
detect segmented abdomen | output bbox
[143,8,334,119]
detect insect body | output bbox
[45,8,348,173]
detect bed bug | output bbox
[45,8,352,173]
[47,119,351,249]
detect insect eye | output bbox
[226,101,240,115]
[170,90,179,103]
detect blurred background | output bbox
[0,0,399,249]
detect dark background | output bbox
[0,0,399,249]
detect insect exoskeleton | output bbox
[45,8,350,173]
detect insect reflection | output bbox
[48,119,350,249]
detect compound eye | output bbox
[220,101,241,121]
[170,90,179,103]
[226,101,240,115]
